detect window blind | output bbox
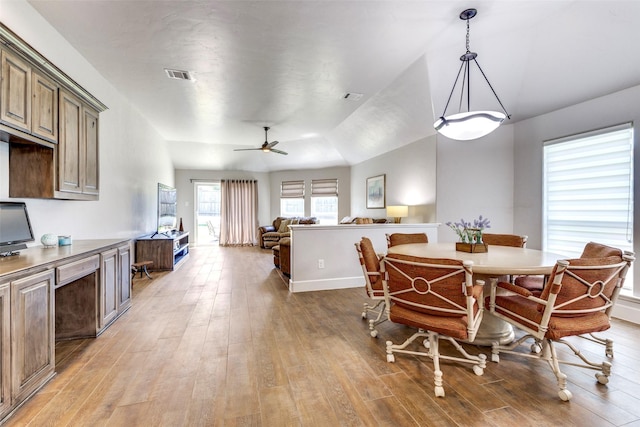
[543,123,633,258]
[311,179,338,197]
[281,180,304,198]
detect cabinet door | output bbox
[58,89,83,194]
[82,106,99,195]
[32,70,59,143]
[100,248,118,328]
[11,270,54,403]
[117,243,132,313]
[0,283,11,419]
[1,50,32,132]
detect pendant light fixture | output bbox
[434,8,510,141]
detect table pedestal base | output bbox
[472,274,515,346]
[473,313,515,346]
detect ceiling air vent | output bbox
[164,68,193,81]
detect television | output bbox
[0,202,35,256]
[156,183,178,236]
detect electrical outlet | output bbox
[318,259,325,269]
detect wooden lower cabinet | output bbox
[10,270,55,406]
[117,243,132,313]
[98,244,131,332]
[99,248,118,329]
[0,283,10,419]
[0,240,130,423]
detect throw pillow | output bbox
[278,219,291,233]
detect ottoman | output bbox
[279,237,291,276]
[272,244,281,268]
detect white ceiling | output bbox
[27,1,640,172]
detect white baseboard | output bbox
[289,276,363,293]
[612,296,640,325]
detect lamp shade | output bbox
[387,205,408,223]
[434,111,505,141]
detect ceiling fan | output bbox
[234,126,288,155]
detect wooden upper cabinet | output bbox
[1,23,106,201]
[31,70,58,143]
[1,49,32,132]
[82,105,99,195]
[57,89,100,199]
[58,89,83,194]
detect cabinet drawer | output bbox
[56,255,99,287]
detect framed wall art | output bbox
[366,174,385,209]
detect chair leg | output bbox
[492,334,614,401]
[581,332,614,358]
[430,332,445,398]
[387,329,486,398]
[361,300,386,337]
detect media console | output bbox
[135,231,189,271]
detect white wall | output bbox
[351,136,437,223]
[513,84,640,322]
[174,169,270,236]
[269,166,351,222]
[0,1,174,243]
[289,223,439,292]
[436,124,515,242]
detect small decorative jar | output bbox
[41,233,58,248]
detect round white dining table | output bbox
[387,242,564,276]
[386,242,567,345]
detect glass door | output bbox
[194,182,220,246]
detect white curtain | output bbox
[219,180,258,246]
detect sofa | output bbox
[258,216,318,248]
[339,217,389,224]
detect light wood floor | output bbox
[7,245,640,426]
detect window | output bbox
[311,179,338,224]
[543,123,633,292]
[280,180,305,217]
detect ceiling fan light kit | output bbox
[234,126,288,155]
[434,8,510,141]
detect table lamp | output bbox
[386,205,408,223]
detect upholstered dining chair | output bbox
[481,233,527,248]
[487,251,634,401]
[355,237,386,337]
[482,233,528,284]
[381,253,486,397]
[385,232,428,248]
[515,241,624,357]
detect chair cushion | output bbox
[384,253,480,318]
[387,233,428,247]
[514,275,544,292]
[489,295,611,340]
[580,242,622,258]
[262,231,283,241]
[360,237,382,290]
[390,304,471,340]
[278,219,292,233]
[538,255,623,316]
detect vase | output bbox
[179,218,184,232]
[41,233,58,247]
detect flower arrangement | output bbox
[446,215,491,243]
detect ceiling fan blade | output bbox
[270,148,288,155]
[266,140,279,148]
[233,147,262,151]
